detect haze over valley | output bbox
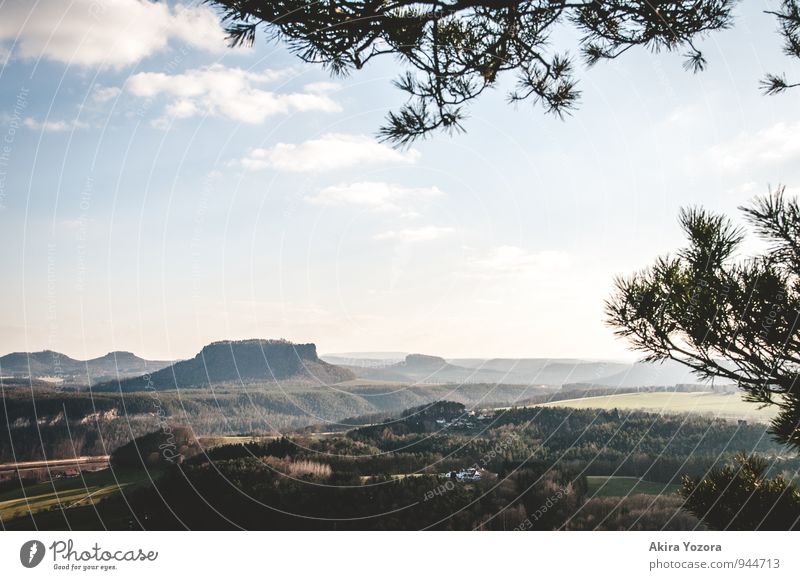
[2,339,713,390]
[0,337,756,469]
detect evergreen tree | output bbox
[607,189,800,450]
[208,1,800,145]
[681,453,800,530]
[208,0,736,144]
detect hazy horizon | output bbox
[0,342,639,364]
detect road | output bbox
[0,455,110,476]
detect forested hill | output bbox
[0,350,172,386]
[95,339,356,391]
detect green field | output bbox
[586,476,681,497]
[542,392,775,423]
[0,468,156,522]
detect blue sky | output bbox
[1,0,799,361]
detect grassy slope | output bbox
[0,468,157,523]
[541,392,775,423]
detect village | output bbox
[434,410,493,431]
[442,467,483,482]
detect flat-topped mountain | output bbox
[333,354,712,388]
[402,353,449,369]
[96,339,356,391]
[342,353,510,384]
[3,346,714,390]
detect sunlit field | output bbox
[542,392,775,423]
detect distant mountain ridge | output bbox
[326,354,715,388]
[0,350,172,385]
[96,339,355,391]
[3,346,718,391]
[572,359,708,388]
[340,353,525,384]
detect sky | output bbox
[0,0,799,362]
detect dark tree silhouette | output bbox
[681,453,800,530]
[762,0,800,95]
[208,0,738,145]
[606,189,800,450]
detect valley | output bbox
[0,338,793,530]
[1,401,793,530]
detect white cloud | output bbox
[240,133,420,172]
[727,181,759,195]
[125,65,340,125]
[91,85,121,104]
[0,0,236,69]
[710,121,800,170]
[164,99,200,119]
[23,118,88,132]
[303,82,341,94]
[305,181,442,211]
[374,226,455,243]
[469,246,570,278]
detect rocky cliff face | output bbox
[98,339,355,391]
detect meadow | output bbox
[0,468,156,522]
[541,392,775,423]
